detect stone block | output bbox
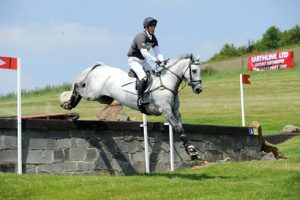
[190,141,206,152]
[225,150,241,160]
[53,149,65,163]
[28,138,45,150]
[114,140,130,153]
[101,139,116,152]
[45,139,57,150]
[57,139,71,149]
[71,138,89,148]
[26,165,37,174]
[132,162,146,173]
[25,150,53,164]
[0,150,17,162]
[114,153,130,162]
[151,160,169,172]
[160,142,170,153]
[95,155,111,170]
[0,134,17,150]
[131,151,146,163]
[85,148,98,161]
[126,141,138,154]
[38,163,64,173]
[69,148,87,161]
[64,161,79,172]
[240,148,261,160]
[158,151,172,164]
[204,150,224,161]
[0,163,16,172]
[78,162,95,171]
[123,135,135,142]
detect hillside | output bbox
[202,46,300,72]
[0,47,299,134]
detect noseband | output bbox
[160,55,201,87]
[182,56,201,87]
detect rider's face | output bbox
[146,25,156,35]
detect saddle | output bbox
[128,69,154,89]
[128,69,154,113]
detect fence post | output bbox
[164,122,174,171]
[140,114,150,173]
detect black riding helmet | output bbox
[143,17,157,28]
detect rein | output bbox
[150,55,199,95]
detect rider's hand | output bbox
[155,60,162,66]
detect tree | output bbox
[280,25,300,46]
[260,26,282,50]
[219,43,238,57]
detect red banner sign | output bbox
[248,50,294,71]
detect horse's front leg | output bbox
[161,106,199,160]
[172,95,200,160]
[161,106,187,144]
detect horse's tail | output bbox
[76,62,103,86]
[59,91,72,108]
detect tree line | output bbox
[207,25,300,62]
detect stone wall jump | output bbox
[0,118,261,175]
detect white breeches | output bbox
[128,57,153,80]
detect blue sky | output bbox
[0,0,299,95]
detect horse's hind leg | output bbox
[62,83,82,110]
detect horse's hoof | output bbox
[191,155,197,160]
[61,103,72,110]
[185,144,201,160]
[67,113,80,120]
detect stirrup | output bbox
[138,97,150,106]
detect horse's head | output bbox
[182,55,203,94]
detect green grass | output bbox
[1,136,299,200]
[1,48,300,134]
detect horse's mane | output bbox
[177,54,193,60]
[167,54,192,67]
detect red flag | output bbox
[241,74,251,84]
[0,56,18,70]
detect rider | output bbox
[127,17,165,109]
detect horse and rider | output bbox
[60,17,203,160]
[128,17,166,110]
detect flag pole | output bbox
[17,58,22,174]
[240,74,246,127]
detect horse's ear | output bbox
[195,55,201,64]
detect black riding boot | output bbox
[137,78,149,108]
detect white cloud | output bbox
[0,21,132,95]
[0,21,130,54]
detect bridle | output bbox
[151,54,201,95]
[158,54,201,87]
[182,54,202,88]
